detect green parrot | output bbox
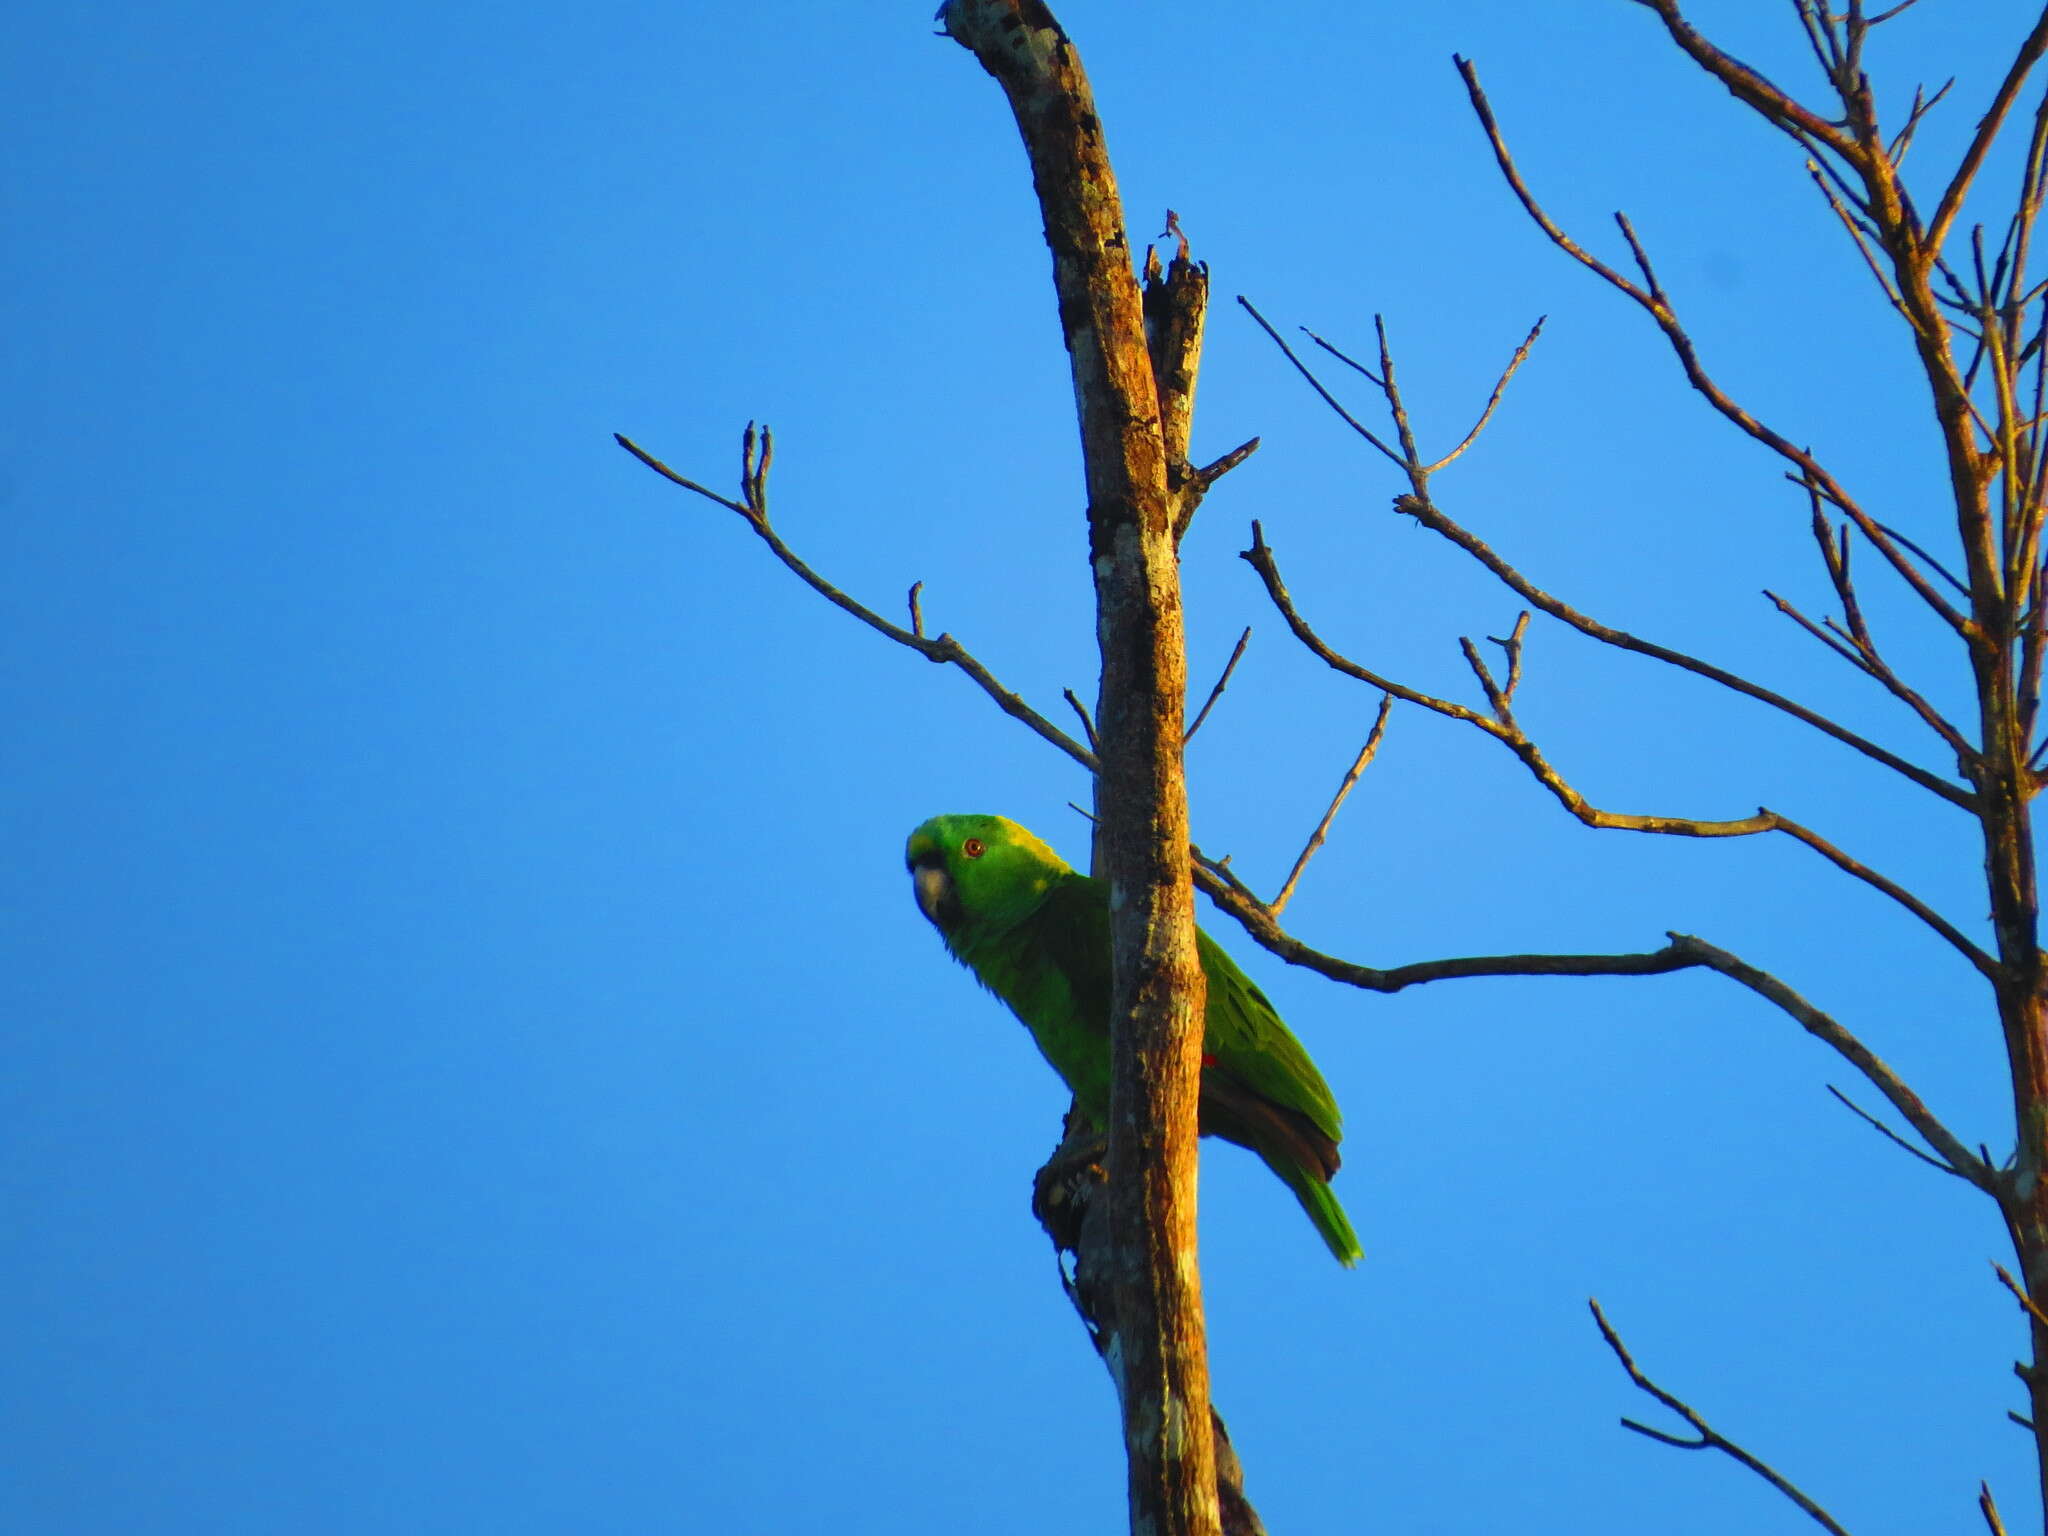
[906,813,1362,1265]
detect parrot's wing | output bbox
[1196,928,1344,1145]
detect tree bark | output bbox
[941,4,1218,1533]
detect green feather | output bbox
[907,813,1363,1266]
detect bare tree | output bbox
[626,3,1240,1530]
[620,1,2048,1531]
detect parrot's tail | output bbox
[1281,1163,1363,1267]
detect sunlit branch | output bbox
[1982,1479,2011,1536]
[1926,6,2048,257]
[1997,1261,2048,1332]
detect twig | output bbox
[1982,1480,2010,1536]
[1766,811,1992,973]
[1493,612,1531,704]
[1173,438,1262,546]
[1886,77,1955,168]
[1825,1084,1969,1179]
[1807,160,1908,313]
[1064,688,1101,753]
[1185,626,1253,744]
[1269,694,1394,916]
[1459,635,1508,718]
[1301,327,1382,385]
[1374,315,1424,476]
[1589,1299,1853,1536]
[1425,317,1547,473]
[1670,934,1991,1190]
[1767,589,1876,673]
[1238,296,1406,468]
[1194,437,1262,486]
[1787,492,1980,755]
[1995,1261,2048,1332]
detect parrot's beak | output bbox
[911,861,953,929]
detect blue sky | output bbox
[7,1,2045,1531]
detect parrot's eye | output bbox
[962,837,986,859]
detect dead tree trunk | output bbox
[941,4,1217,1532]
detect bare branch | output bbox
[1623,2,1860,158]
[1424,318,1548,474]
[1238,296,1406,468]
[1589,1299,1854,1536]
[1189,855,1994,1195]
[1996,1261,2048,1332]
[1808,160,1908,312]
[1064,688,1101,754]
[619,430,753,517]
[1886,77,1956,168]
[1241,520,1502,729]
[1173,436,1262,546]
[1374,315,1424,475]
[1389,494,1975,807]
[1767,810,1994,971]
[1927,7,2048,257]
[1668,934,1993,1189]
[1194,437,1261,487]
[1455,55,1976,634]
[1190,859,1708,992]
[1793,0,1843,87]
[1269,694,1394,916]
[1243,520,1990,964]
[1494,612,1531,704]
[1300,327,1382,385]
[1458,635,1508,719]
[1869,517,1973,596]
[1982,1480,2011,1536]
[1767,588,1878,672]
[617,430,1097,774]
[1185,627,1253,745]
[1825,1083,1971,1179]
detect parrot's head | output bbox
[906,814,1071,939]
